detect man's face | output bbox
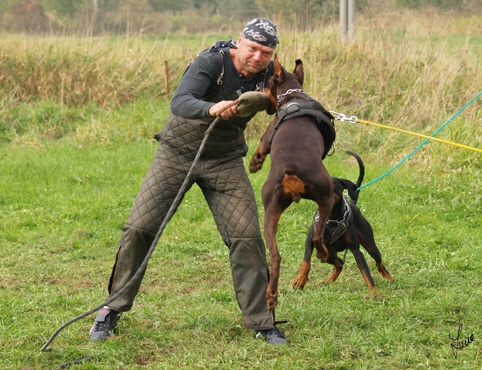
[235,36,274,77]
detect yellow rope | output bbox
[355,118,482,154]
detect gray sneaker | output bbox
[254,326,288,345]
[89,307,121,341]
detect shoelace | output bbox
[93,321,106,331]
[270,327,285,337]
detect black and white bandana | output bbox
[241,18,279,49]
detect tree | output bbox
[254,0,328,29]
[147,0,192,13]
[41,0,87,17]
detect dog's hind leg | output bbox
[355,218,393,281]
[293,223,315,289]
[359,235,393,280]
[262,205,284,311]
[312,202,332,263]
[351,248,377,291]
[311,174,334,264]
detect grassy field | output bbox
[1,8,482,370]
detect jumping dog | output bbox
[249,55,335,311]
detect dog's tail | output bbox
[345,150,365,201]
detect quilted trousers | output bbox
[106,141,274,330]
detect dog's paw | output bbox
[365,289,384,301]
[267,293,279,311]
[249,162,261,173]
[249,156,265,173]
[292,276,307,289]
[377,264,393,280]
[315,249,329,263]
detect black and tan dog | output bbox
[249,55,335,311]
[293,151,393,294]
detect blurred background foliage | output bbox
[0,0,480,35]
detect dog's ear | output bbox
[273,54,286,85]
[262,54,279,115]
[263,54,284,115]
[293,59,304,86]
[262,84,278,115]
[339,178,359,203]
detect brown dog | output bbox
[249,55,335,311]
[293,151,393,295]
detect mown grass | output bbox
[1,8,482,370]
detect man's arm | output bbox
[170,53,219,119]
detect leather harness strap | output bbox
[268,99,335,144]
[313,195,351,244]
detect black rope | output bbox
[41,116,225,352]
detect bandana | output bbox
[241,18,279,49]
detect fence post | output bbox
[348,0,356,43]
[340,0,347,43]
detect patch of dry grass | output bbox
[0,9,481,161]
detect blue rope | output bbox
[359,91,482,190]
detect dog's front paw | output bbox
[249,157,265,173]
[292,274,308,289]
[315,244,329,262]
[293,261,310,289]
[292,279,306,289]
[249,149,267,173]
[266,293,278,311]
[249,162,261,173]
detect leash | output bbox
[41,102,239,353]
[331,91,482,189]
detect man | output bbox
[89,18,288,345]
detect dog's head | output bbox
[263,54,305,115]
[332,177,360,204]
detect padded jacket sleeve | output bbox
[170,51,223,119]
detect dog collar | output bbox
[277,88,308,104]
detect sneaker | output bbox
[254,326,288,345]
[89,307,121,341]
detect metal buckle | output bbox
[330,111,358,124]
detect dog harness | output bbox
[313,195,351,244]
[268,98,336,158]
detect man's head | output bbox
[234,18,278,77]
[241,18,278,49]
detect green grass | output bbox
[1,132,481,369]
[1,9,482,369]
